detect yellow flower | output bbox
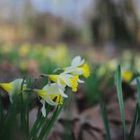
[0,79,25,94]
[71,75,79,92]
[35,83,67,105]
[107,59,118,71]
[19,44,30,57]
[78,63,90,78]
[37,89,63,105]
[49,94,63,105]
[0,79,26,102]
[0,83,13,93]
[35,83,67,116]
[48,73,83,92]
[122,70,133,82]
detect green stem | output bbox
[38,105,63,140]
[128,104,139,140]
[30,105,52,140]
[115,65,127,139]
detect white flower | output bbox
[0,79,26,102]
[35,83,67,117]
[64,56,90,78]
[48,73,84,92]
[71,56,85,67]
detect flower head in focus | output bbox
[64,56,90,78]
[48,73,83,92]
[35,83,67,116]
[36,83,67,105]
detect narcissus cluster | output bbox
[0,56,90,117]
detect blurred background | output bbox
[0,0,140,66]
[1,0,140,139]
[1,0,140,44]
[1,0,140,64]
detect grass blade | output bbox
[38,105,63,140]
[115,65,127,139]
[0,95,3,124]
[136,78,140,108]
[128,104,139,140]
[128,78,140,140]
[100,101,111,140]
[136,78,140,122]
[30,105,52,140]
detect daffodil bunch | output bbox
[0,56,90,117]
[37,56,90,116]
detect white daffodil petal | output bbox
[58,87,68,98]
[64,65,83,76]
[55,84,68,98]
[9,95,13,103]
[71,56,81,66]
[78,79,84,83]
[12,79,25,90]
[45,83,67,98]
[57,79,66,89]
[44,94,58,106]
[71,56,85,67]
[45,97,57,106]
[41,83,66,106]
[60,74,72,87]
[40,100,46,117]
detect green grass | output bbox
[115,65,127,139]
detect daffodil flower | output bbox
[35,83,67,117]
[48,73,83,92]
[35,83,67,106]
[70,56,85,67]
[122,70,133,82]
[64,56,90,78]
[0,79,26,102]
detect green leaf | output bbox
[136,78,140,122]
[100,101,111,140]
[136,78,140,108]
[115,65,127,139]
[30,105,52,140]
[128,78,140,140]
[0,95,3,124]
[38,105,63,140]
[128,104,139,140]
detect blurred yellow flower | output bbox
[19,44,30,57]
[19,60,28,71]
[122,70,133,82]
[107,59,118,71]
